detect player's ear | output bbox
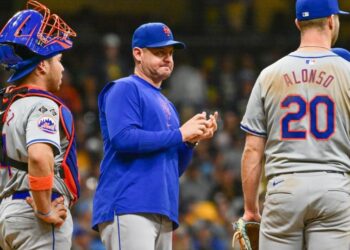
[295,19,301,31]
[133,47,142,63]
[36,60,48,75]
[328,15,337,30]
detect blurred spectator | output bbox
[237,53,256,84]
[72,200,105,250]
[180,161,213,208]
[173,225,194,250]
[226,0,254,33]
[236,78,254,116]
[72,225,91,250]
[210,166,242,202]
[95,33,128,89]
[168,54,208,111]
[184,201,228,250]
[201,55,220,110]
[253,0,292,33]
[56,70,83,115]
[214,111,241,151]
[191,220,227,250]
[77,146,92,177]
[218,55,238,109]
[185,201,222,226]
[80,74,99,113]
[214,192,242,225]
[236,53,256,116]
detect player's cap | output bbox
[132,22,185,49]
[332,47,350,62]
[296,0,349,21]
[0,0,76,83]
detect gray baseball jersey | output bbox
[241,50,350,178]
[0,96,71,199]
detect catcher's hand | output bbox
[232,218,260,250]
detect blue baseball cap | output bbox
[132,22,185,49]
[332,47,350,61]
[296,0,349,21]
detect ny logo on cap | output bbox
[302,12,310,17]
[163,26,171,37]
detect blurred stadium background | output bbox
[1,1,350,249]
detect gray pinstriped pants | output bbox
[99,213,173,250]
[260,171,350,250]
[0,198,72,250]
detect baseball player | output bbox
[92,22,218,250]
[240,0,350,249]
[0,1,80,249]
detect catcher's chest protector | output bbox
[0,86,80,203]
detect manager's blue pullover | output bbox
[92,75,193,230]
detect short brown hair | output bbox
[298,17,328,33]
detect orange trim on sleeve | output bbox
[28,173,54,191]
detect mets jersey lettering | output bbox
[241,51,350,176]
[283,69,334,87]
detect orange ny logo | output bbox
[163,26,171,37]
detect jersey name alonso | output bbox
[241,51,350,177]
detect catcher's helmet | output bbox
[0,0,76,82]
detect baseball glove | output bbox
[232,218,260,250]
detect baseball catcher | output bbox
[0,1,79,249]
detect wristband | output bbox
[28,173,54,191]
[185,141,199,148]
[35,210,53,217]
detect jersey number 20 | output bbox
[281,95,335,140]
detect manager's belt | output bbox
[268,170,346,181]
[11,190,62,201]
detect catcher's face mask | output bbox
[0,0,76,82]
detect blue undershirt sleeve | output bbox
[105,81,183,154]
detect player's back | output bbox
[241,50,350,177]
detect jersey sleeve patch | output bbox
[38,106,48,113]
[37,115,57,134]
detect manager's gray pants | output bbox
[260,171,350,250]
[99,213,173,250]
